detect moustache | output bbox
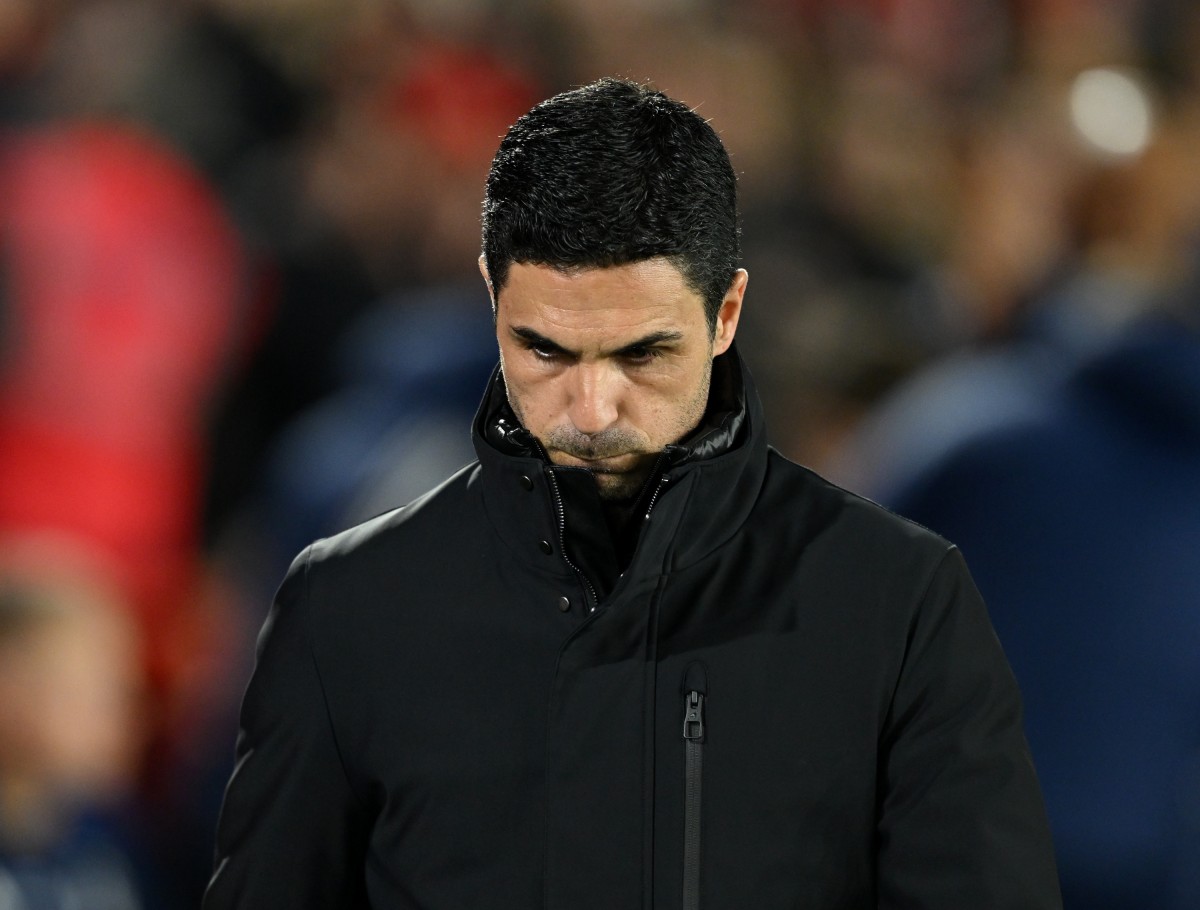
[545,426,645,461]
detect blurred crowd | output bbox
[1,0,1198,907]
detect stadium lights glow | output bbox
[1069,67,1154,159]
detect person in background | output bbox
[839,28,1200,902]
[0,537,148,910]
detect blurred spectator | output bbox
[832,17,1200,902]
[836,45,1200,495]
[0,537,148,910]
[0,120,246,709]
[874,306,1200,910]
[258,284,497,576]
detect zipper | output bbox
[515,428,679,612]
[537,445,599,611]
[642,471,669,524]
[543,466,599,610]
[682,661,707,910]
[639,446,684,523]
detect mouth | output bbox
[550,452,637,473]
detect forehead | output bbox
[497,259,706,338]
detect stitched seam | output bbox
[301,543,371,815]
[879,544,959,741]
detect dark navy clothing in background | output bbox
[0,814,143,910]
[887,317,1200,910]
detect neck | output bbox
[600,495,642,572]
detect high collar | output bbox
[477,343,748,467]
[471,343,769,603]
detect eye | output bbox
[621,346,663,365]
[524,341,562,362]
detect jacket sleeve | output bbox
[876,546,1062,909]
[203,546,371,909]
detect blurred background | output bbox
[0,0,1197,907]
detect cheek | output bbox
[625,375,701,438]
[502,364,558,426]
[659,368,712,437]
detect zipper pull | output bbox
[682,661,708,741]
[683,690,705,741]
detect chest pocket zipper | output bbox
[682,662,707,910]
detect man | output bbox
[204,79,1061,909]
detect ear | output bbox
[711,269,747,357]
[479,255,497,316]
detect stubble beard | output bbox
[507,355,714,503]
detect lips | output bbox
[551,452,637,472]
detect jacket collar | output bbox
[472,342,769,596]
[477,343,748,467]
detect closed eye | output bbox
[613,331,682,364]
[618,345,664,364]
[509,326,681,365]
[510,327,571,362]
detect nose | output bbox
[567,362,620,437]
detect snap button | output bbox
[557,596,571,612]
[538,540,553,555]
[519,474,534,491]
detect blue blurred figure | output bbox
[873,308,1200,909]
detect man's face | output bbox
[486,257,745,500]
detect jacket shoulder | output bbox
[761,447,955,567]
[306,460,483,571]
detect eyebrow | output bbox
[509,326,685,357]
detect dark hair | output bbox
[482,78,739,331]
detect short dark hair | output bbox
[482,78,739,331]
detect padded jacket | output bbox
[204,347,1061,909]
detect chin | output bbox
[593,473,645,502]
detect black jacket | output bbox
[205,348,1061,909]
